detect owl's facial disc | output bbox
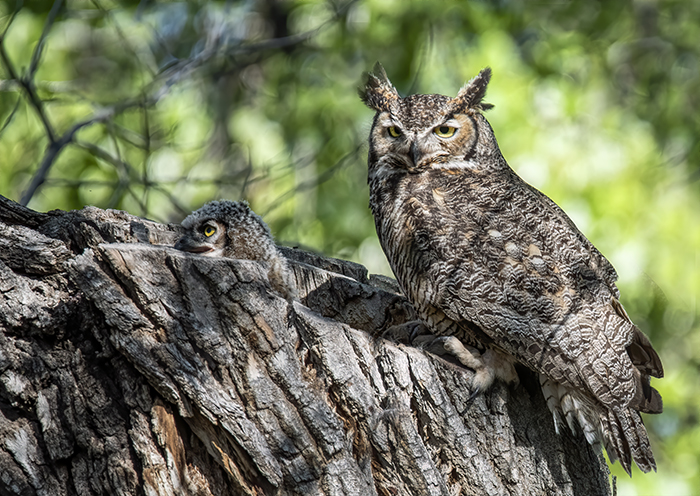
[404,117,462,170]
[174,220,226,256]
[370,108,478,176]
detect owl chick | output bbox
[360,64,663,475]
[175,200,296,301]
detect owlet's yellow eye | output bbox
[203,225,216,237]
[388,126,401,138]
[434,126,456,138]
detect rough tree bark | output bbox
[0,194,612,496]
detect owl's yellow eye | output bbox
[434,126,456,138]
[387,126,402,138]
[203,225,216,237]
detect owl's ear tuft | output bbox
[359,62,400,111]
[452,67,494,113]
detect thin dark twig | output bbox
[20,102,145,205]
[236,0,358,54]
[0,30,56,143]
[28,0,64,78]
[149,183,190,217]
[106,180,129,209]
[121,182,190,221]
[20,119,96,205]
[140,96,152,212]
[46,170,264,188]
[263,143,363,216]
[124,184,149,215]
[240,146,253,199]
[102,122,131,209]
[106,122,151,150]
[141,95,151,157]
[0,97,21,138]
[0,1,23,38]
[46,178,119,187]
[18,79,56,143]
[16,0,65,146]
[72,140,189,218]
[75,140,135,177]
[91,0,155,79]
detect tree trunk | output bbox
[0,195,611,496]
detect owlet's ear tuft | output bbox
[452,67,494,113]
[359,62,400,112]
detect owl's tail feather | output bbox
[630,367,663,414]
[601,406,656,475]
[540,374,656,476]
[540,375,603,444]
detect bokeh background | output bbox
[1,1,698,493]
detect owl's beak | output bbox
[174,236,213,254]
[409,141,421,167]
[408,141,421,165]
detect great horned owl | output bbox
[175,200,296,300]
[360,64,663,475]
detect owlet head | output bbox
[175,200,273,260]
[360,64,496,174]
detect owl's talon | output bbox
[467,386,481,404]
[382,321,430,344]
[408,321,431,342]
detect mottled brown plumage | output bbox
[360,64,663,475]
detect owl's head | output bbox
[175,200,273,260]
[360,64,497,177]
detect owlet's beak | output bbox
[174,236,213,254]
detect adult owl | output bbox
[360,64,663,475]
[174,200,296,300]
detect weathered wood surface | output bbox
[0,194,611,495]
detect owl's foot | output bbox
[381,320,431,344]
[440,337,519,398]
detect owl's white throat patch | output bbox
[431,158,479,171]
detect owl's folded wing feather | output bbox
[433,175,663,413]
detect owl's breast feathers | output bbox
[371,166,662,414]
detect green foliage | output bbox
[2,1,699,493]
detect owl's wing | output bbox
[436,175,662,413]
[441,263,662,414]
[519,179,620,297]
